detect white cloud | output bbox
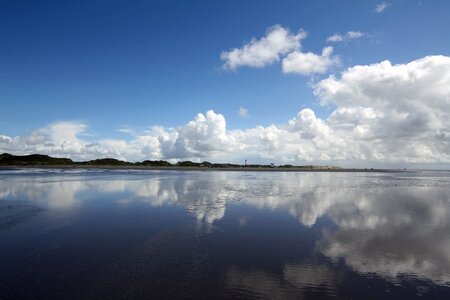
[326,34,343,43]
[164,110,236,159]
[221,25,306,70]
[347,31,364,39]
[374,1,390,13]
[117,127,135,135]
[0,135,12,143]
[43,122,88,153]
[2,56,450,167]
[282,46,340,75]
[327,31,365,43]
[313,55,450,163]
[221,25,340,76]
[238,107,249,118]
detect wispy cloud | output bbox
[374,1,391,13]
[327,31,365,43]
[117,128,135,135]
[238,107,249,118]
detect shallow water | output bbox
[0,169,449,299]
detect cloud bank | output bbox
[2,55,450,167]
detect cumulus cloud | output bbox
[313,55,450,163]
[0,122,95,160]
[374,1,390,13]
[221,25,340,76]
[327,31,365,43]
[282,46,340,75]
[238,107,249,118]
[2,56,450,166]
[0,111,239,162]
[163,110,236,159]
[220,25,306,70]
[0,135,12,143]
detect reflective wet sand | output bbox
[1,169,449,299]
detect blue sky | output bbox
[1,0,450,166]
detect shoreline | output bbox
[0,165,405,172]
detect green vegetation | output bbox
[79,158,131,166]
[0,153,73,166]
[136,160,172,167]
[0,153,342,170]
[176,161,202,167]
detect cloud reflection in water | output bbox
[1,170,449,287]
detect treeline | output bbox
[0,153,74,166]
[0,153,337,169]
[0,153,241,167]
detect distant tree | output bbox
[139,160,172,167]
[176,161,202,167]
[201,161,212,167]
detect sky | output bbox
[1,0,450,167]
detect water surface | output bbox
[1,169,449,299]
